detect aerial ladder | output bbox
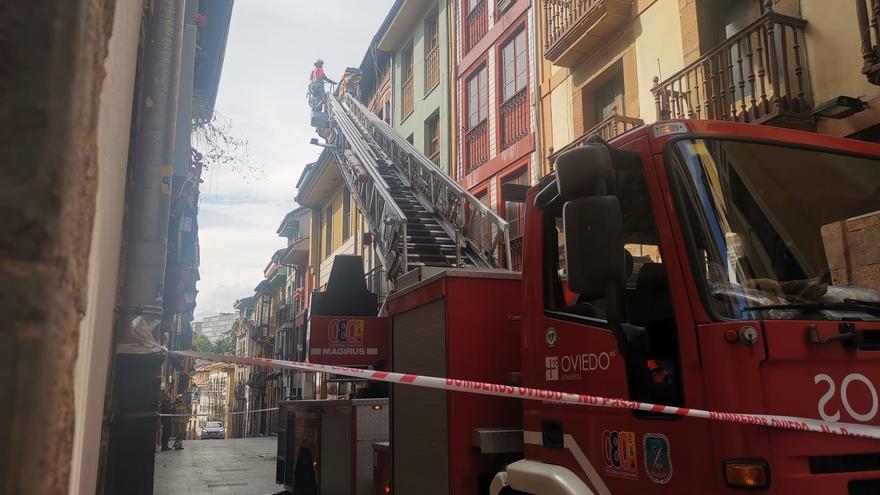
[315,92,511,280]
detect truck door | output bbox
[521,134,713,493]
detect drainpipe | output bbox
[101,0,185,493]
[448,0,458,182]
[531,0,545,179]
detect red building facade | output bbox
[454,0,537,270]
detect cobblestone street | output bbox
[154,437,280,495]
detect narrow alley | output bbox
[154,438,278,495]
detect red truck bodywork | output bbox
[516,121,880,494]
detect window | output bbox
[323,205,333,258]
[466,66,489,129]
[465,66,490,172]
[403,42,414,80]
[425,11,440,92]
[426,11,439,51]
[425,113,440,165]
[595,71,625,122]
[342,187,351,240]
[672,138,880,321]
[402,42,415,118]
[500,30,528,102]
[544,153,671,327]
[502,167,529,238]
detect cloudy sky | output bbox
[194,0,395,320]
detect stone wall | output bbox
[0,0,115,493]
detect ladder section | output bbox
[375,163,462,267]
[326,94,477,277]
[341,93,512,269]
[325,94,409,277]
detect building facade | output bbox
[190,363,235,437]
[537,0,880,163]
[379,0,454,172]
[454,0,539,269]
[198,312,236,343]
[276,207,312,401]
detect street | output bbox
[154,437,280,495]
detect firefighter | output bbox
[335,67,362,98]
[172,394,187,450]
[308,59,335,111]
[160,396,173,451]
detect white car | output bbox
[200,421,225,439]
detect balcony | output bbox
[276,303,294,329]
[652,9,813,130]
[857,0,880,85]
[543,0,633,67]
[499,88,530,151]
[550,112,644,161]
[465,0,489,53]
[465,120,490,174]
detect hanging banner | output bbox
[307,315,388,367]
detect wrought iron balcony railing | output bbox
[465,120,489,174]
[499,88,530,151]
[465,0,489,53]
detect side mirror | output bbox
[555,140,615,201]
[563,196,625,296]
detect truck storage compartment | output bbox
[276,398,389,494]
[387,269,523,495]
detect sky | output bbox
[194,0,396,320]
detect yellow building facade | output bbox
[536,0,880,175]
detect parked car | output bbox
[200,421,225,440]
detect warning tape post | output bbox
[171,350,880,440]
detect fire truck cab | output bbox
[493,121,880,494]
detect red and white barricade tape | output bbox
[158,407,279,418]
[172,350,880,440]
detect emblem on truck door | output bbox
[643,433,672,484]
[545,327,558,348]
[602,430,639,479]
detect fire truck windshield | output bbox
[671,138,880,321]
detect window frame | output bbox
[498,27,529,105]
[465,64,489,131]
[663,133,880,323]
[541,154,669,327]
[424,10,440,94]
[323,205,333,259]
[425,112,441,164]
[498,164,530,239]
[342,187,351,240]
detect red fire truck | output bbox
[486,120,880,494]
[289,119,880,495]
